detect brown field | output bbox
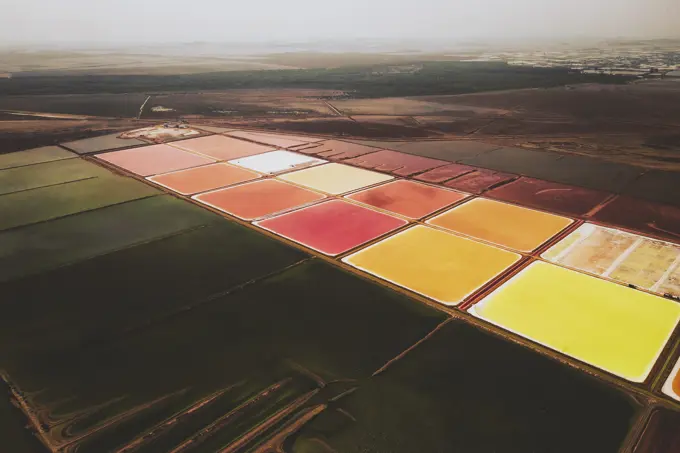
[0,50,298,75]
[351,115,425,126]
[254,52,462,69]
[0,93,148,118]
[0,49,462,76]
[223,117,433,138]
[331,97,508,116]
[0,119,154,154]
[0,89,341,122]
[2,81,680,170]
[142,89,338,119]
[0,112,50,121]
[406,82,680,170]
[418,82,680,122]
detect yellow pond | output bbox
[343,225,520,305]
[470,261,680,382]
[278,163,393,195]
[662,356,680,402]
[427,198,573,252]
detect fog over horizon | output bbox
[1,0,679,47]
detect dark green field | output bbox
[290,320,639,453]
[0,62,631,98]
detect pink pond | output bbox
[171,135,274,161]
[96,144,214,176]
[344,150,449,176]
[256,200,407,256]
[347,180,467,219]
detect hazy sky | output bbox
[2,0,678,44]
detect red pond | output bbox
[256,200,407,256]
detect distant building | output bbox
[0,73,11,79]
[667,70,680,78]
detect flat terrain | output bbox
[0,119,155,154]
[141,89,338,118]
[7,59,671,168]
[0,93,147,118]
[0,49,298,75]
[2,81,680,170]
[1,43,680,453]
[1,126,680,452]
[413,81,680,167]
[0,61,628,97]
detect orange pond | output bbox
[96,144,215,176]
[662,355,680,402]
[170,135,274,161]
[427,198,573,252]
[193,179,325,220]
[346,180,467,219]
[343,225,521,305]
[147,163,261,195]
[256,200,407,256]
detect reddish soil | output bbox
[414,163,477,183]
[443,170,517,194]
[344,150,449,176]
[487,177,612,217]
[296,140,383,160]
[252,119,434,138]
[592,196,680,241]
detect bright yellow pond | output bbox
[343,225,521,305]
[470,261,680,382]
[279,163,393,195]
[427,198,573,252]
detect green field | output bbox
[0,62,632,98]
